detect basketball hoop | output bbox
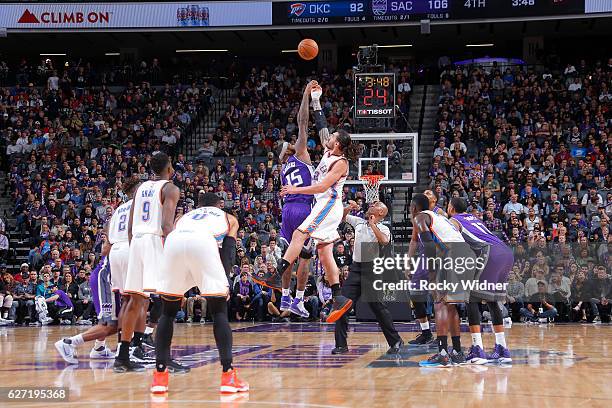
[360,175,385,203]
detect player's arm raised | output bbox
[280,159,347,196]
[161,183,180,240]
[310,83,331,148]
[295,80,316,162]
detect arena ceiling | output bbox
[1,17,610,60]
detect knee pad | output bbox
[467,302,481,326]
[487,302,504,326]
[299,247,313,259]
[161,297,181,316]
[149,296,162,324]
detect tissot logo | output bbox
[17,8,111,25]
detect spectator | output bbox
[232,272,253,321]
[12,270,37,324]
[0,272,16,320]
[520,281,559,323]
[76,271,94,323]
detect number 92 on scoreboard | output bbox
[354,73,396,119]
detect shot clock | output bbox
[354,73,396,119]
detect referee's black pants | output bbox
[334,261,402,348]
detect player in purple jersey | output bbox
[448,197,513,364]
[55,233,119,364]
[251,80,317,318]
[407,190,445,346]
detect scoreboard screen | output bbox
[354,73,396,119]
[273,0,589,26]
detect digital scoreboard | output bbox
[354,73,396,119]
[272,0,588,25]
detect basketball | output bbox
[298,39,319,60]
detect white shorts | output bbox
[157,230,229,298]
[298,198,343,244]
[109,241,129,293]
[124,234,164,297]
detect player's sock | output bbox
[471,332,484,349]
[437,336,448,353]
[331,284,341,298]
[296,290,305,299]
[279,259,290,275]
[132,332,144,348]
[282,288,291,297]
[118,341,131,361]
[66,334,84,346]
[494,332,507,348]
[451,336,462,351]
[208,297,233,373]
[94,339,106,351]
[420,321,431,335]
[155,298,180,373]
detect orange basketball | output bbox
[297,39,319,61]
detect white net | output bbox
[360,176,384,203]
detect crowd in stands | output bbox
[0,53,609,327]
[0,56,402,325]
[429,58,611,323]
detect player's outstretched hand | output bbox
[305,80,318,93]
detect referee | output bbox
[332,200,404,355]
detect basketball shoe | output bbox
[408,331,434,345]
[280,295,292,312]
[289,297,309,318]
[488,344,512,364]
[465,345,488,365]
[325,296,352,323]
[449,348,467,365]
[55,339,78,364]
[150,370,169,394]
[167,359,191,374]
[90,346,114,359]
[418,349,451,368]
[220,369,249,393]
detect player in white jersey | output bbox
[410,193,476,367]
[116,153,183,376]
[277,127,359,323]
[152,192,248,394]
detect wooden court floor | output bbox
[0,322,610,408]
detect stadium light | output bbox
[175,49,228,53]
[40,53,66,56]
[466,43,494,47]
[105,52,120,56]
[359,44,412,48]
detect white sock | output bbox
[144,326,154,335]
[282,288,291,297]
[69,334,84,346]
[419,321,430,331]
[94,339,106,350]
[296,290,305,299]
[495,332,507,348]
[471,332,483,348]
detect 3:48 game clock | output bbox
[354,73,396,119]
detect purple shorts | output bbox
[280,202,312,247]
[472,244,514,301]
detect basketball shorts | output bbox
[91,258,119,325]
[157,230,229,298]
[280,202,313,252]
[297,197,343,244]
[470,244,514,302]
[109,240,129,293]
[124,233,164,297]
